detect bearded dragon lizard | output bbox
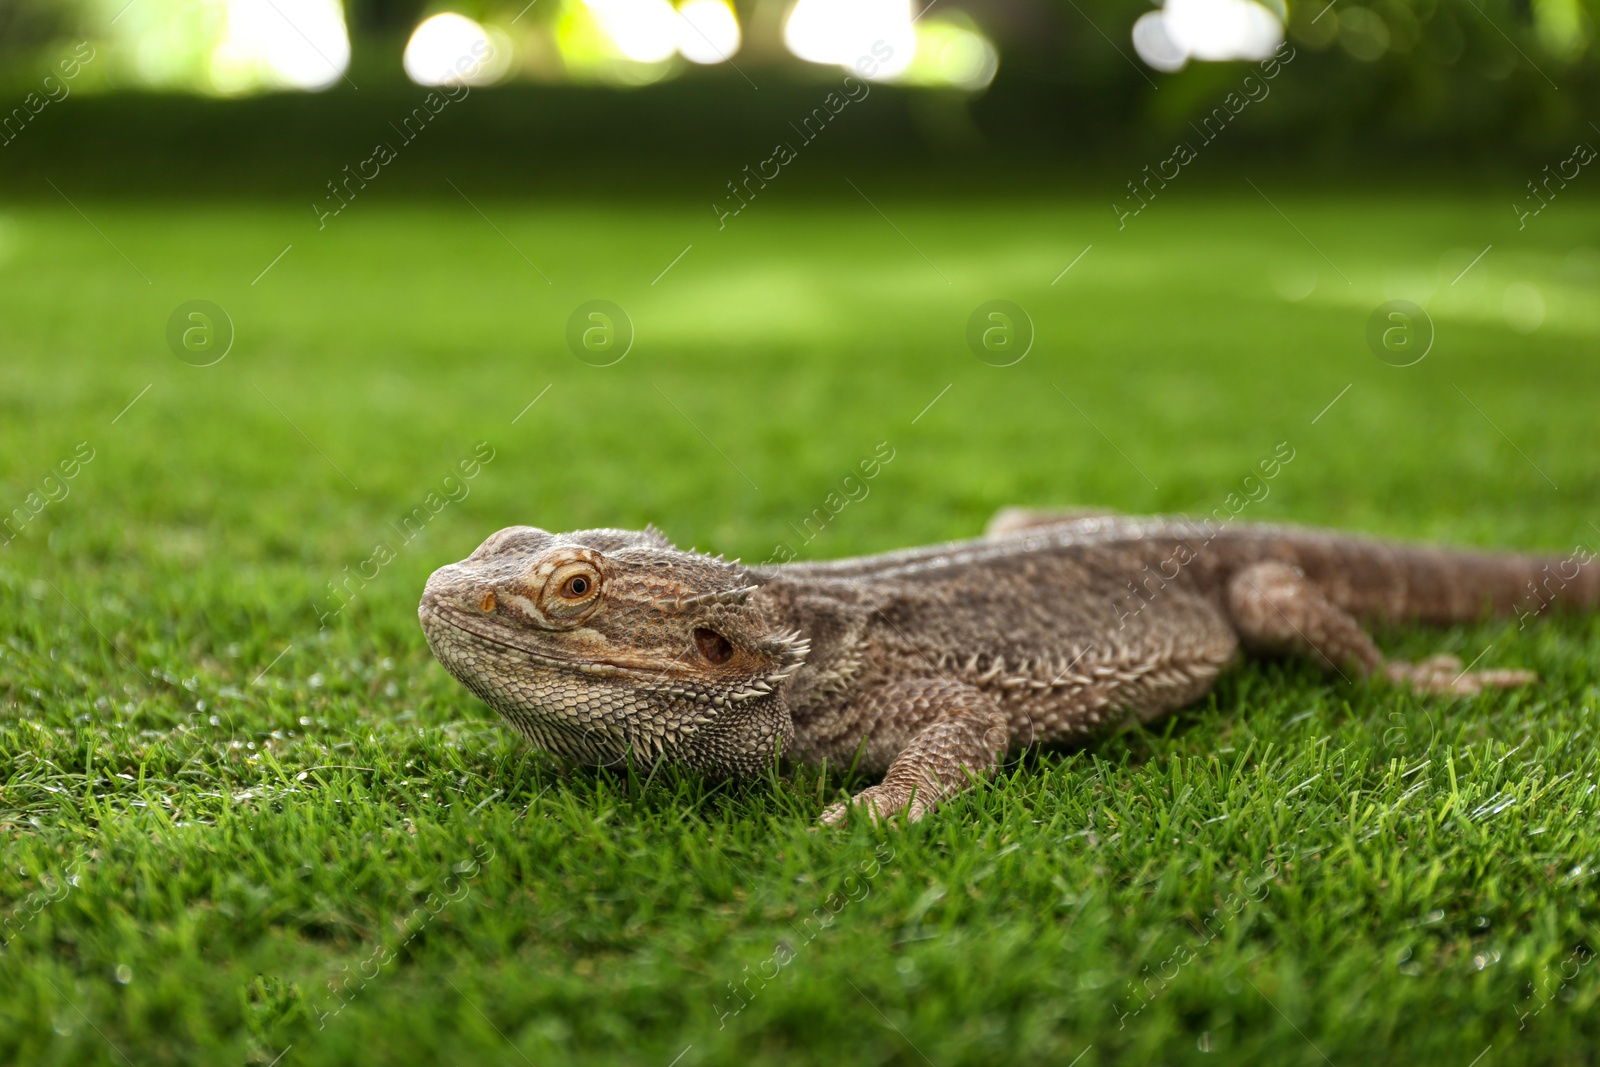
[419,510,1593,823]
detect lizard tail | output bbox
[1293,537,1600,626]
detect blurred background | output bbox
[2,0,1597,193]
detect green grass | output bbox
[1,187,1598,1066]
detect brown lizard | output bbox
[418,510,1595,824]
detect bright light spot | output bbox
[783,0,916,81]
[676,0,741,64]
[900,17,998,90]
[1131,0,1282,71]
[587,0,680,63]
[211,0,351,93]
[1534,0,1590,61]
[555,0,679,84]
[1337,6,1391,62]
[1131,11,1186,73]
[1270,264,1317,302]
[1503,283,1545,333]
[1166,0,1282,60]
[403,13,504,86]
[1382,271,1435,302]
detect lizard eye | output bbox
[543,559,603,619]
[694,627,734,665]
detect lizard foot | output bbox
[818,783,935,827]
[1385,654,1537,695]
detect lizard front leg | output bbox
[817,678,1008,826]
[1227,561,1536,694]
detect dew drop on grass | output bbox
[115,964,132,984]
[1197,1031,1214,1052]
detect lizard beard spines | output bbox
[625,629,807,709]
[756,628,810,682]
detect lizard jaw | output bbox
[419,601,682,761]
[420,601,663,678]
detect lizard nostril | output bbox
[480,592,497,613]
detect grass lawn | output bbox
[1,186,1598,1066]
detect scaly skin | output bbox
[418,511,1596,824]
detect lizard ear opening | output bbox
[694,627,734,665]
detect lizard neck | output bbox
[753,580,871,721]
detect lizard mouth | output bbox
[422,604,673,677]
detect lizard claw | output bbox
[1386,657,1538,695]
[817,784,932,827]
[817,801,858,827]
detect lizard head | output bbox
[418,525,807,778]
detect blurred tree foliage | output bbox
[3,0,1593,77]
[0,0,1592,164]
[0,0,78,58]
[344,0,432,32]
